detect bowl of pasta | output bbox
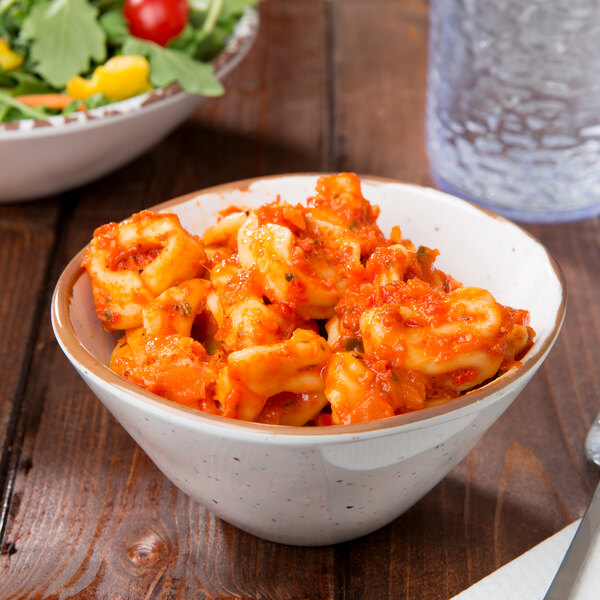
[52,173,566,546]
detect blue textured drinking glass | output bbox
[426,0,600,223]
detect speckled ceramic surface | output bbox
[0,9,258,202]
[51,176,566,546]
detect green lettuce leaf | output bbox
[99,8,129,46]
[220,0,261,20]
[0,92,49,120]
[0,69,53,96]
[122,37,224,97]
[62,91,111,114]
[21,0,106,87]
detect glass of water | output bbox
[426,0,600,223]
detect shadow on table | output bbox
[329,472,569,599]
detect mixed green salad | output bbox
[0,0,259,123]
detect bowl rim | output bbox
[51,174,567,439]
[0,7,259,138]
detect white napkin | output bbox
[451,519,600,599]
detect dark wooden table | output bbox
[1,1,599,598]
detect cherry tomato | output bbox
[123,0,189,47]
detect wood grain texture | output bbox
[1,0,600,599]
[0,200,61,526]
[174,0,334,193]
[331,0,432,183]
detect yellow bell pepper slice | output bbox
[0,39,24,71]
[66,56,152,102]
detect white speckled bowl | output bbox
[0,10,258,203]
[51,175,566,546]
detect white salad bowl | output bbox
[51,175,566,546]
[0,9,258,203]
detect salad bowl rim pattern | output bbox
[51,174,567,442]
[0,7,259,137]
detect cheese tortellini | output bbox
[84,173,534,426]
